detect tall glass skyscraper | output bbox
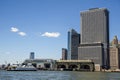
[67,29,80,60]
[78,8,109,69]
[30,52,35,59]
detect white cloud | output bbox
[18,32,26,36]
[10,27,27,37]
[11,27,19,32]
[41,32,60,38]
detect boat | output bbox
[7,64,37,71]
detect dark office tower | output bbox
[62,48,67,60]
[80,8,109,44]
[78,8,109,69]
[67,29,80,60]
[30,52,35,59]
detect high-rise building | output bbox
[30,52,35,59]
[67,29,80,60]
[62,48,67,60]
[78,8,109,69]
[110,36,120,70]
[110,46,120,70]
[80,8,109,44]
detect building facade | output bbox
[78,43,104,65]
[110,36,120,70]
[110,46,120,70]
[80,8,109,44]
[67,29,80,60]
[62,48,67,60]
[23,59,55,70]
[78,8,109,69]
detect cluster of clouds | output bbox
[10,27,60,38]
[11,27,26,36]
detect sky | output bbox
[0,0,120,64]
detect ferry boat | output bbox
[7,64,37,71]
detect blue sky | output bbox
[0,0,120,64]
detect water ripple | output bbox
[0,71,120,80]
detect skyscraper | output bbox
[62,48,67,60]
[30,52,35,59]
[78,8,109,69]
[110,36,120,70]
[67,29,80,60]
[80,8,109,44]
[110,46,120,70]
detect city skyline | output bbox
[0,0,120,64]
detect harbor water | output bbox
[0,70,120,80]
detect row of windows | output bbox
[78,46,103,65]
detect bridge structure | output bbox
[55,60,94,71]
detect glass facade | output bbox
[67,29,80,60]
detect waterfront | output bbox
[0,71,120,80]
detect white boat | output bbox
[7,64,37,71]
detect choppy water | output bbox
[0,70,120,80]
